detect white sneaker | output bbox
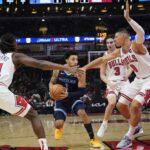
[97,123,108,138]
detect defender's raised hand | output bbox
[124,0,131,22]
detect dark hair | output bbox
[64,50,78,59]
[104,35,114,44]
[116,28,130,37]
[0,33,17,53]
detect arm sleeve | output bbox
[128,19,145,44]
[68,88,86,99]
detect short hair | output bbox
[116,28,130,37]
[64,50,78,60]
[104,35,114,44]
[0,33,16,53]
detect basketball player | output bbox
[82,0,148,148]
[0,33,81,150]
[49,51,101,148]
[97,37,133,138]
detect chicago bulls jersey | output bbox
[0,52,15,87]
[120,46,150,78]
[105,52,127,81]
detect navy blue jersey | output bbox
[56,70,78,92]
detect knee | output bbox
[77,109,87,118]
[54,120,64,129]
[116,102,127,111]
[25,108,38,120]
[131,101,141,111]
[108,102,116,108]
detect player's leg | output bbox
[25,107,48,150]
[116,79,144,149]
[97,92,117,138]
[0,86,48,150]
[53,100,67,140]
[125,81,150,141]
[72,99,101,148]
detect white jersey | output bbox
[105,52,127,81]
[120,46,150,78]
[0,52,15,87]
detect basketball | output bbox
[50,84,66,100]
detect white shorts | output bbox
[119,76,150,105]
[106,80,129,97]
[0,86,31,117]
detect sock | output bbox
[84,123,94,139]
[102,120,108,126]
[38,138,48,150]
[126,125,137,139]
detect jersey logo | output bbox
[129,49,132,53]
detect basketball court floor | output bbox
[0,113,149,150]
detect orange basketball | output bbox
[50,84,66,100]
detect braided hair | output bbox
[0,33,17,53]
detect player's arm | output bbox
[49,70,59,87]
[83,49,120,70]
[124,0,146,54]
[67,72,86,99]
[100,63,117,90]
[123,66,133,81]
[100,63,110,85]
[12,53,79,74]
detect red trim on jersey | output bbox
[13,107,26,116]
[13,96,28,116]
[120,93,133,102]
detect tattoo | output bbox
[50,70,59,84]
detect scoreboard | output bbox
[1,0,149,4]
[2,0,112,4]
[30,0,112,4]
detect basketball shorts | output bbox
[0,86,31,117]
[106,80,129,98]
[119,76,150,105]
[53,98,85,121]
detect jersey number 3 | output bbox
[114,67,120,76]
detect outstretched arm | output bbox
[124,0,145,45]
[13,53,78,74]
[123,66,133,81]
[83,49,120,70]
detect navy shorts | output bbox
[53,99,85,121]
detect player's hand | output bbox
[67,66,85,76]
[124,0,131,22]
[50,91,68,100]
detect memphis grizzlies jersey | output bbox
[56,70,78,92]
[0,52,15,87]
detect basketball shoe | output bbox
[54,128,63,140]
[89,139,102,148]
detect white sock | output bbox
[102,120,108,126]
[38,138,48,150]
[126,125,137,139]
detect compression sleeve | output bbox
[128,19,145,44]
